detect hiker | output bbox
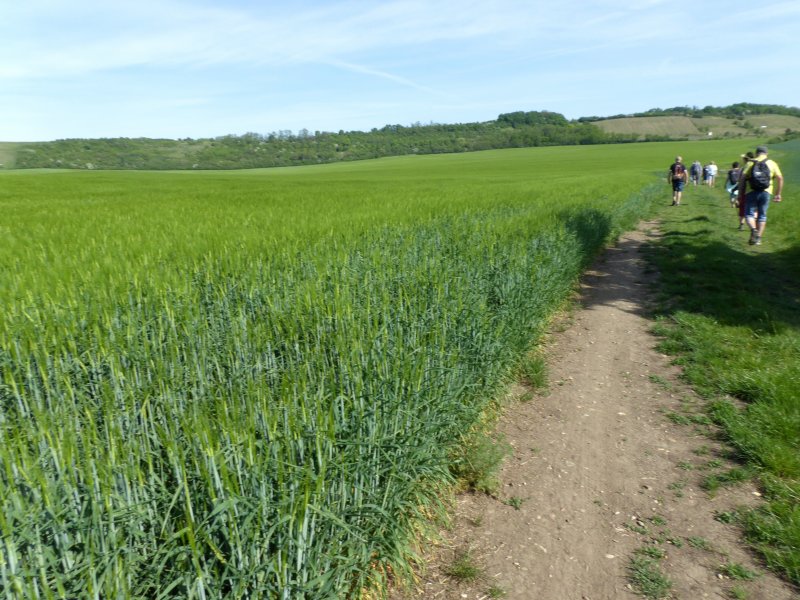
[690,160,702,186]
[708,161,718,187]
[739,145,784,245]
[736,152,754,230]
[725,161,742,207]
[668,156,688,206]
[703,163,711,185]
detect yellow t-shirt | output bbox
[742,156,782,194]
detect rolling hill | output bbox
[593,113,800,140]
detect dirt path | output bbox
[390,222,796,600]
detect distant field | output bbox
[596,116,700,137]
[0,139,760,598]
[746,113,800,134]
[595,114,800,140]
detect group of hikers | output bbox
[668,145,784,246]
[686,159,718,187]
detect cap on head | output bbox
[676,156,682,162]
[756,145,768,154]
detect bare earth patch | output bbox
[390,221,797,600]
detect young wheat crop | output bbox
[0,142,697,597]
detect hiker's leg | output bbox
[744,191,759,229]
[673,181,684,205]
[755,192,770,237]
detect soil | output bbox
[389,221,798,600]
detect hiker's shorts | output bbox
[745,190,770,223]
[672,180,685,192]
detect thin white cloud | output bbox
[2,1,581,79]
[323,59,445,95]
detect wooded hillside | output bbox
[4,103,798,170]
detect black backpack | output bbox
[749,159,771,191]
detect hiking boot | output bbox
[755,236,762,246]
[738,223,744,231]
[749,229,757,245]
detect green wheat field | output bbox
[1,140,795,598]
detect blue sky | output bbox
[3,0,799,141]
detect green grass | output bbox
[516,352,548,391]
[687,536,714,551]
[646,139,800,586]
[450,432,512,496]
[703,467,756,494]
[487,584,507,598]
[719,562,760,581]
[628,554,673,599]
[504,496,526,510]
[445,550,482,582]
[729,585,749,599]
[635,546,667,560]
[665,410,711,426]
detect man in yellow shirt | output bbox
[739,145,784,245]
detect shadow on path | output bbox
[579,221,800,334]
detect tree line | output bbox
[11,103,798,170]
[577,102,800,122]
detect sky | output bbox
[2,0,799,141]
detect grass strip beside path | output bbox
[645,139,800,586]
